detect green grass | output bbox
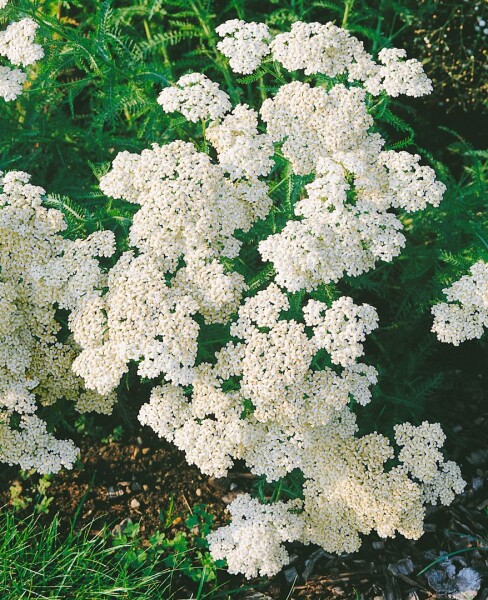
[0,505,241,599]
[0,511,174,599]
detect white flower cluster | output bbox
[394,421,465,504]
[216,19,271,74]
[70,251,200,395]
[156,24,442,294]
[258,77,444,289]
[0,64,26,101]
[0,18,44,66]
[0,415,78,475]
[206,104,274,180]
[304,296,379,367]
[271,21,366,77]
[207,494,304,578]
[138,282,463,576]
[139,285,379,477]
[215,19,432,100]
[206,419,464,578]
[0,14,44,101]
[361,48,433,97]
[259,150,444,291]
[261,82,376,175]
[72,136,272,395]
[157,73,231,122]
[0,171,115,473]
[99,140,270,264]
[379,150,445,211]
[432,261,488,345]
[256,70,444,289]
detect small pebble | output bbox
[302,549,325,580]
[107,486,124,498]
[388,557,414,577]
[229,482,238,491]
[137,437,143,445]
[472,476,483,491]
[112,518,132,537]
[130,498,140,509]
[283,566,298,584]
[142,448,150,455]
[195,488,202,497]
[208,476,231,491]
[222,491,240,504]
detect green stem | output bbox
[371,0,385,55]
[342,0,355,29]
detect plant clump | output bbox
[0,9,475,580]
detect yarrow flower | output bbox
[258,82,445,289]
[258,154,427,291]
[157,72,231,122]
[0,13,44,101]
[0,65,26,101]
[207,494,304,578]
[206,104,274,180]
[432,261,488,345]
[0,171,115,473]
[216,19,271,74]
[304,296,379,367]
[0,18,44,67]
[138,285,464,576]
[69,131,273,395]
[271,21,365,77]
[369,48,433,97]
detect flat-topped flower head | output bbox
[157,72,231,122]
[0,18,44,67]
[374,48,433,97]
[216,19,271,74]
[432,261,488,345]
[0,65,26,101]
[271,21,364,77]
[207,494,305,578]
[207,104,274,180]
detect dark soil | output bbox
[0,430,233,537]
